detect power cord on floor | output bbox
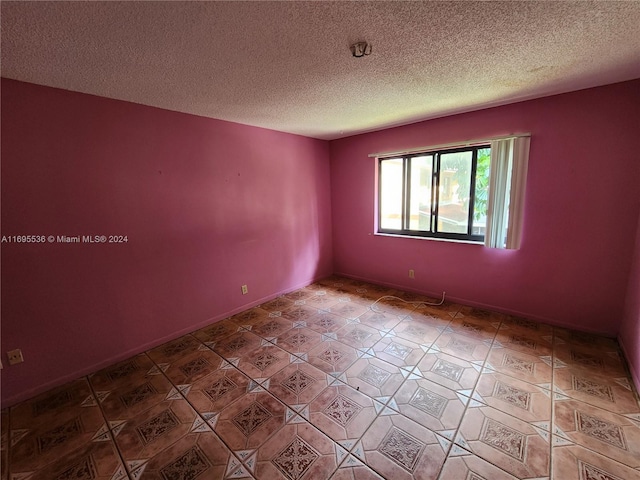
[369,291,446,312]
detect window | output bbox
[378,145,491,242]
[375,136,531,249]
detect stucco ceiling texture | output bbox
[2,1,640,140]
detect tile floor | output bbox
[2,276,640,479]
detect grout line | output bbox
[431,316,498,478]
[147,346,260,480]
[549,326,556,480]
[6,405,13,480]
[85,373,133,480]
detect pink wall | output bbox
[1,79,333,407]
[330,80,640,335]
[3,78,639,407]
[619,209,640,392]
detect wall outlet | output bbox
[241,285,248,295]
[409,269,415,279]
[7,348,24,365]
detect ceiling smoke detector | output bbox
[350,41,372,58]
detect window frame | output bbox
[377,144,489,242]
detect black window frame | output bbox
[377,145,489,242]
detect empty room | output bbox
[1,2,640,479]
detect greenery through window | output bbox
[378,145,491,241]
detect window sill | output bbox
[374,231,484,246]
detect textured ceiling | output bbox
[2,1,640,140]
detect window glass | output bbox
[473,147,491,236]
[408,155,433,231]
[438,150,472,234]
[378,145,489,242]
[379,158,403,230]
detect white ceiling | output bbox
[2,1,640,140]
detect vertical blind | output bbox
[485,136,530,249]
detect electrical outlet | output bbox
[7,348,24,365]
[241,285,248,295]
[409,269,415,279]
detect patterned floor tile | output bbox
[284,288,317,303]
[146,334,202,364]
[186,367,252,413]
[304,290,344,310]
[308,385,377,443]
[553,397,640,469]
[255,421,340,479]
[554,327,620,350]
[553,367,640,414]
[344,283,394,302]
[411,302,461,325]
[474,370,551,425]
[267,362,330,406]
[501,315,553,335]
[358,309,404,331]
[131,430,232,479]
[338,293,386,311]
[485,347,552,385]
[356,411,447,480]
[10,439,126,480]
[335,324,383,349]
[386,289,435,304]
[229,306,271,327]
[214,390,287,451]
[235,343,292,380]
[306,311,350,334]
[368,296,418,318]
[306,341,359,375]
[10,397,107,473]
[317,280,360,296]
[99,373,176,423]
[191,318,239,344]
[431,332,491,362]
[502,315,553,328]
[493,324,553,356]
[455,404,550,479]
[415,351,481,391]
[370,336,428,370]
[456,306,507,326]
[391,317,442,346]
[552,439,640,480]
[10,378,95,429]
[438,452,521,480]
[212,330,263,360]
[448,315,500,342]
[261,295,296,313]
[252,315,295,339]
[274,327,325,356]
[162,348,224,385]
[342,357,406,400]
[111,398,200,464]
[329,301,371,321]
[391,376,469,433]
[282,304,326,323]
[89,353,157,392]
[553,342,628,378]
